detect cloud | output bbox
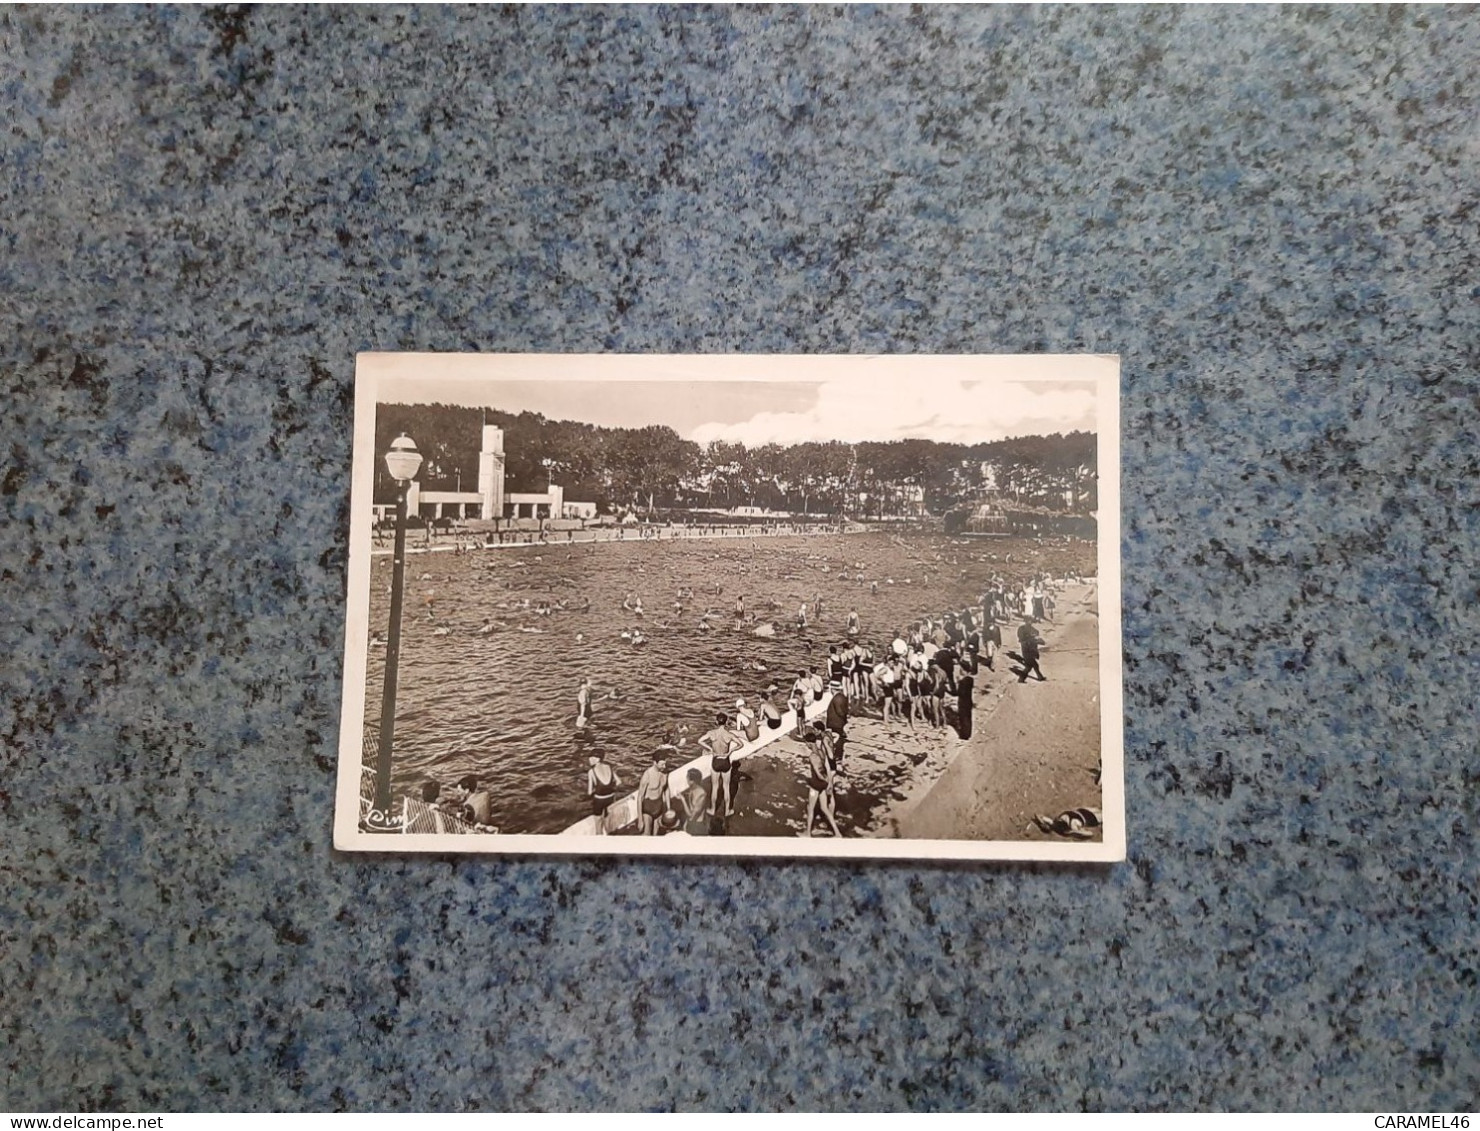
[689,376,1098,446]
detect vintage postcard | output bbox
[334,354,1124,861]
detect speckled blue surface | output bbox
[3,4,1477,1112]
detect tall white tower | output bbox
[478,425,506,520]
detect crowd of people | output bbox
[579,571,1072,838]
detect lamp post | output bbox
[365,433,422,833]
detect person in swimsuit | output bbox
[802,728,842,838]
[636,748,671,836]
[858,646,877,701]
[931,662,949,724]
[587,754,620,834]
[808,667,825,702]
[828,646,846,688]
[701,713,743,818]
[790,670,810,737]
[761,692,784,731]
[735,697,760,743]
[908,667,928,728]
[879,660,902,728]
[846,608,860,638]
[576,677,592,728]
[796,602,808,632]
[681,768,711,835]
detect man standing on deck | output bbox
[636,748,672,836]
[824,678,849,768]
[1016,617,1046,683]
[954,662,976,740]
[701,713,743,818]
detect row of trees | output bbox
[373,403,1097,517]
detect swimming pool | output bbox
[362,529,1093,833]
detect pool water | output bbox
[363,530,1091,833]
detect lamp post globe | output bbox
[365,433,422,833]
[385,434,423,483]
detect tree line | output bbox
[373,403,1096,517]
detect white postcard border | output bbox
[333,353,1125,863]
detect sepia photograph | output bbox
[334,354,1123,860]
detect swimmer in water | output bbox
[478,618,494,635]
[576,677,592,728]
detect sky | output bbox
[364,353,1113,445]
